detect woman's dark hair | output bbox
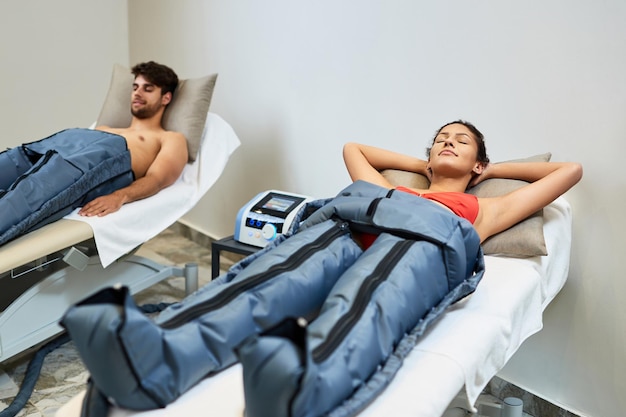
[426,120,489,165]
[131,61,179,97]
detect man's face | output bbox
[130,75,167,119]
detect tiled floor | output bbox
[0,224,579,417]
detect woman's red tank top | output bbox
[358,186,479,250]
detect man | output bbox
[79,61,188,217]
[0,61,187,244]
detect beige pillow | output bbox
[96,64,218,161]
[381,169,430,190]
[381,152,552,257]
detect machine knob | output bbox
[261,223,277,240]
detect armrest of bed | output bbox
[0,219,93,275]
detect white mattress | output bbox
[56,197,572,417]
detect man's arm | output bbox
[79,132,188,217]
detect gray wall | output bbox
[0,0,129,145]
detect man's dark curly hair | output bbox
[426,119,489,165]
[131,61,179,97]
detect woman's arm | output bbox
[474,161,583,241]
[471,161,581,185]
[343,142,429,188]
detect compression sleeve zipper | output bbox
[365,190,395,216]
[160,220,351,329]
[311,239,414,363]
[0,150,57,198]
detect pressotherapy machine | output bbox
[234,190,313,248]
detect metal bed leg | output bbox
[183,263,198,295]
[444,393,524,417]
[500,397,523,417]
[476,396,524,417]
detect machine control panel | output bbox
[234,190,314,248]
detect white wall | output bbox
[6,2,621,415]
[0,0,129,147]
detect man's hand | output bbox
[78,194,126,217]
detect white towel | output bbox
[65,113,240,267]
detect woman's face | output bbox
[428,123,482,177]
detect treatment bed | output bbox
[0,111,240,364]
[55,185,572,417]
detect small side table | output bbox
[211,235,260,279]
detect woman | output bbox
[343,120,583,243]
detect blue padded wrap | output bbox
[62,219,362,410]
[237,318,308,417]
[0,128,132,245]
[58,287,161,408]
[327,252,485,417]
[25,128,128,172]
[0,146,32,191]
[1,151,81,229]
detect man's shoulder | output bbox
[161,129,187,147]
[162,128,186,139]
[160,129,188,155]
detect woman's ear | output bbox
[472,162,485,175]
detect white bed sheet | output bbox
[64,112,240,268]
[57,197,571,417]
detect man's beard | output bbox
[131,102,161,119]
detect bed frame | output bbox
[0,220,198,364]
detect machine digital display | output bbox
[261,196,295,212]
[251,192,306,219]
